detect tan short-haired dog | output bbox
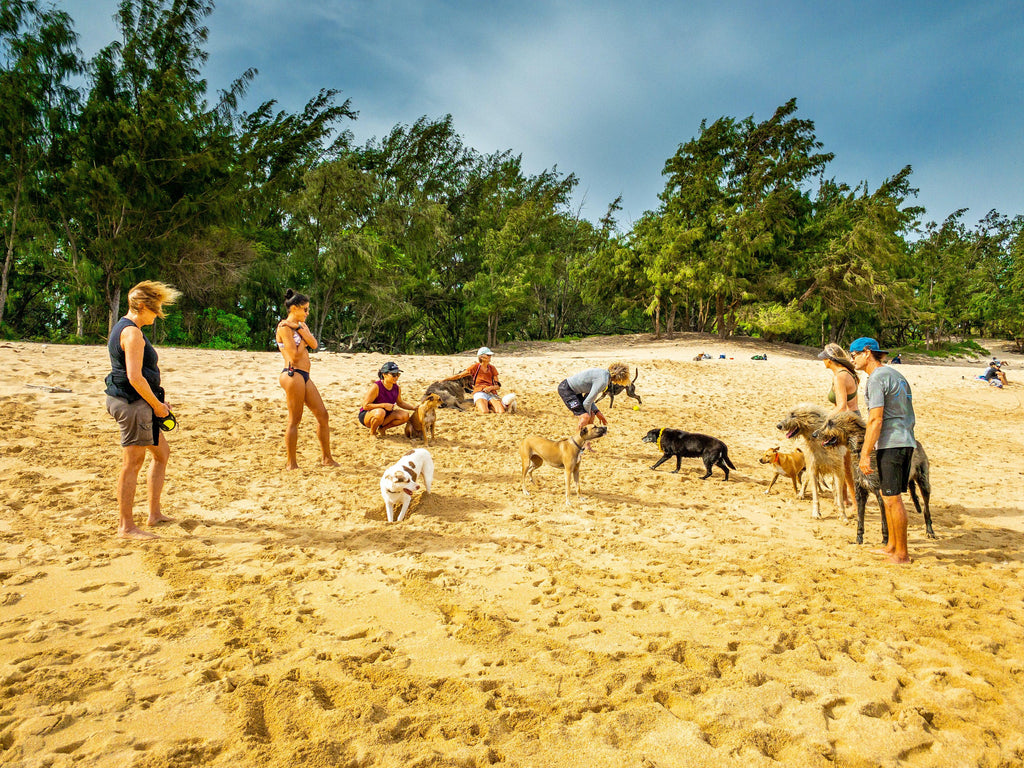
[405,393,442,446]
[759,446,806,497]
[520,424,607,505]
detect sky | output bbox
[58,0,1022,231]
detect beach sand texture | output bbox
[2,335,1023,768]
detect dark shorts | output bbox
[358,409,368,426]
[877,446,914,496]
[557,380,588,416]
[106,395,158,447]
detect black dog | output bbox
[642,427,736,480]
[596,368,641,408]
[423,374,473,410]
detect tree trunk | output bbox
[107,283,122,334]
[666,301,676,339]
[76,306,85,337]
[716,294,727,339]
[0,183,21,328]
[652,302,661,339]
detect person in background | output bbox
[557,363,632,430]
[448,346,506,414]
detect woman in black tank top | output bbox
[104,281,180,540]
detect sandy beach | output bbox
[2,334,1023,768]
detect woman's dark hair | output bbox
[284,288,310,309]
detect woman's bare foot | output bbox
[285,462,299,471]
[322,458,341,467]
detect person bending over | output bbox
[557,363,632,430]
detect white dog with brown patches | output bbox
[380,448,434,522]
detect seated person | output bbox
[359,362,416,436]
[979,360,1008,387]
[448,347,505,414]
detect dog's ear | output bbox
[773,446,779,452]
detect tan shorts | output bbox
[106,396,157,447]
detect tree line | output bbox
[3,0,1022,353]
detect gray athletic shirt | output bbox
[565,368,611,414]
[864,365,916,449]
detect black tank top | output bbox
[105,317,162,401]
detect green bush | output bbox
[199,309,251,350]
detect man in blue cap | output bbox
[849,337,915,564]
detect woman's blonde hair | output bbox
[608,362,631,385]
[128,281,181,318]
[822,343,858,381]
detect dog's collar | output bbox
[772,452,781,465]
[657,428,665,453]
[570,436,584,450]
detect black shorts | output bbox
[358,410,368,426]
[877,446,914,496]
[557,380,588,416]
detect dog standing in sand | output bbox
[759,446,806,496]
[520,424,607,505]
[776,404,847,520]
[380,448,434,523]
[814,411,934,545]
[405,393,442,445]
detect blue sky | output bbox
[60,0,1022,231]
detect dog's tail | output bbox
[723,448,737,470]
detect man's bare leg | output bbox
[878,494,910,563]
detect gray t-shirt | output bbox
[864,365,916,449]
[565,368,611,414]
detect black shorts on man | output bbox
[557,379,588,416]
[877,446,914,496]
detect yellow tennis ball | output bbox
[633,404,640,410]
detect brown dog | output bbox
[758,446,806,496]
[519,424,608,505]
[405,393,442,445]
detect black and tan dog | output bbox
[520,424,608,505]
[813,411,935,544]
[424,374,473,410]
[596,368,642,408]
[643,427,736,480]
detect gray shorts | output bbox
[106,396,157,447]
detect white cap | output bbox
[477,346,494,357]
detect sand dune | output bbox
[1,335,1023,767]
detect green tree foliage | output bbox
[0,0,80,329]
[1,3,1019,352]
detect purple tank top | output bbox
[361,379,399,412]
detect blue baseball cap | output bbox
[848,337,887,354]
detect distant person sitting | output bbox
[979,360,1007,387]
[890,353,902,364]
[448,347,506,414]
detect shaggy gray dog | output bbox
[813,411,935,545]
[776,403,848,520]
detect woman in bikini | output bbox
[277,289,339,469]
[817,342,860,504]
[358,361,416,437]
